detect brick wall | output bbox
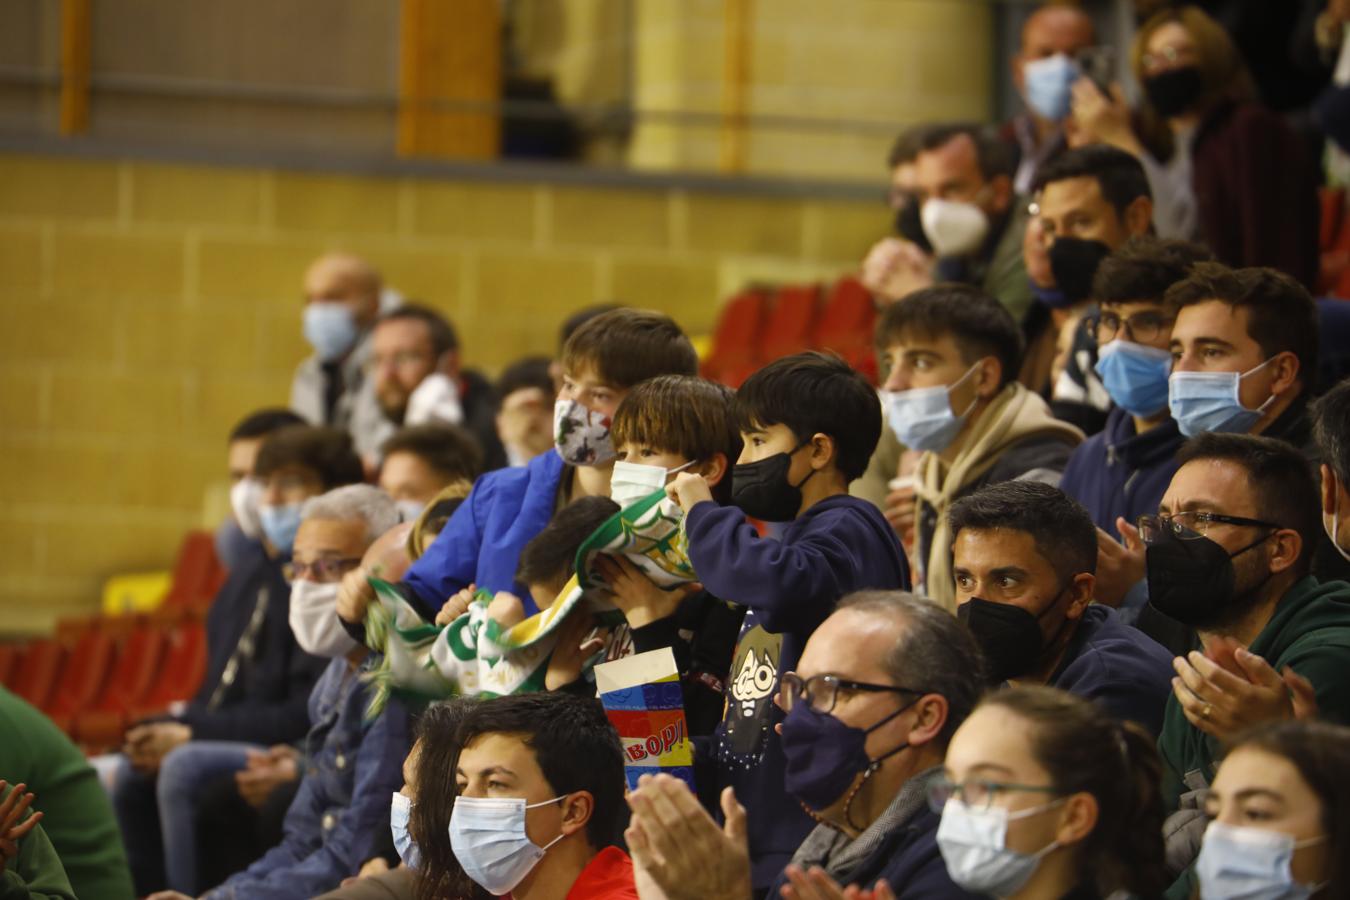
[0,152,886,632]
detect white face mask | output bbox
[921,197,991,258]
[553,399,616,467]
[1195,821,1326,900]
[288,579,359,658]
[609,459,695,509]
[405,372,464,426]
[936,797,1062,896]
[230,477,264,540]
[396,499,426,525]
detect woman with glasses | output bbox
[933,685,1166,899]
[1186,719,1349,900]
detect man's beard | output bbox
[1203,545,1275,633]
[378,391,409,425]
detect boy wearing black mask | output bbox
[664,351,909,893]
[948,480,1173,737]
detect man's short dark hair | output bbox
[876,285,1024,389]
[454,693,626,848]
[1032,144,1151,216]
[1164,262,1319,386]
[948,481,1099,584]
[1177,433,1322,576]
[517,496,619,591]
[916,122,1016,181]
[228,408,306,443]
[734,351,881,483]
[377,304,458,357]
[1314,377,1350,486]
[1093,237,1215,306]
[887,124,937,170]
[496,356,555,407]
[253,425,364,490]
[380,424,484,484]
[837,591,985,745]
[561,308,698,390]
[611,376,741,504]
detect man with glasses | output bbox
[349,304,506,472]
[625,590,984,899]
[108,425,360,895]
[1141,432,1350,889]
[1060,237,1213,609]
[948,480,1172,736]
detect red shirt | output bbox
[564,846,638,900]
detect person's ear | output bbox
[1055,792,1098,847]
[808,433,837,471]
[1066,572,1094,620]
[1268,351,1300,396]
[1124,195,1153,237]
[559,790,595,838]
[1268,528,1303,575]
[700,452,729,489]
[1321,464,1337,518]
[975,357,1002,399]
[907,693,949,748]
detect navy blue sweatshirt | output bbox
[1059,406,1183,541]
[1049,604,1175,738]
[178,543,328,744]
[684,494,909,890]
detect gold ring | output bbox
[1201,703,1213,720]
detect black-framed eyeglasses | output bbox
[925,775,1061,813]
[283,557,362,583]
[1095,310,1174,345]
[1137,511,1281,543]
[779,672,922,715]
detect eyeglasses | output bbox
[925,775,1060,813]
[779,672,921,715]
[283,557,362,582]
[1095,310,1173,345]
[1137,512,1281,543]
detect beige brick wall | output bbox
[0,152,886,633]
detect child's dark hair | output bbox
[611,375,742,504]
[734,351,881,482]
[981,686,1168,899]
[560,308,698,389]
[516,496,621,590]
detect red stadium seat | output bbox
[44,631,116,734]
[9,640,64,710]
[129,619,207,723]
[759,284,822,362]
[74,624,169,747]
[163,531,227,613]
[0,643,19,689]
[702,288,770,388]
[814,277,879,384]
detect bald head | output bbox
[304,253,382,328]
[361,521,415,584]
[1020,5,1094,60]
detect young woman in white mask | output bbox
[1192,720,1347,900]
[932,685,1166,900]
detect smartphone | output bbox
[1076,46,1116,94]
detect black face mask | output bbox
[1144,66,1204,119]
[958,595,1065,684]
[895,200,933,254]
[1145,526,1274,628]
[731,440,816,522]
[1048,238,1112,306]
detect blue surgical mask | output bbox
[937,797,1063,896]
[1195,821,1325,900]
[1024,53,1079,121]
[1095,339,1173,418]
[260,502,304,555]
[884,364,981,453]
[1169,358,1277,437]
[390,792,421,869]
[303,302,360,363]
[449,795,567,895]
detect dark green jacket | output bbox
[1158,576,1350,810]
[0,688,134,899]
[0,784,76,900]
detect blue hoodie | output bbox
[684,494,909,889]
[1060,406,1184,540]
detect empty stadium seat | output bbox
[162,530,227,613]
[702,288,770,388]
[74,624,169,747]
[0,643,18,689]
[815,277,879,384]
[759,284,822,362]
[44,631,116,734]
[10,640,65,711]
[128,619,208,723]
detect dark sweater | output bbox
[177,544,327,744]
[1049,605,1175,738]
[1060,407,1183,540]
[685,494,909,889]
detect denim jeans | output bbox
[107,740,261,895]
